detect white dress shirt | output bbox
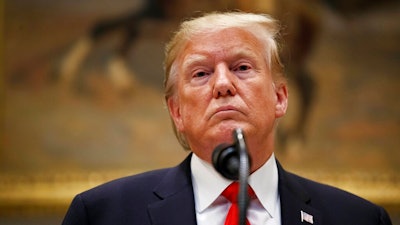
[191,153,281,225]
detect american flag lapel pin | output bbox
[300,210,314,224]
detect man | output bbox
[62,12,392,225]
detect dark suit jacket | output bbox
[62,154,392,225]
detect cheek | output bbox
[181,85,210,108]
[247,83,276,115]
[178,96,203,125]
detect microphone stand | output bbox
[235,128,250,225]
[212,128,251,225]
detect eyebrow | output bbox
[181,54,209,70]
[230,47,260,62]
[181,47,262,70]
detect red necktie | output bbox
[222,182,255,225]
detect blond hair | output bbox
[163,11,285,150]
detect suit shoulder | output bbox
[285,172,392,224]
[79,167,170,200]
[63,167,175,225]
[287,171,372,205]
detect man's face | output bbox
[167,28,287,170]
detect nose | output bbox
[212,64,237,98]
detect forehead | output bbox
[180,27,265,63]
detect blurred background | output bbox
[1,0,400,224]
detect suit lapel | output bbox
[147,154,197,225]
[147,155,325,225]
[277,161,323,225]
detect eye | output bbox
[193,70,210,78]
[233,64,252,72]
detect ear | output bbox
[167,96,184,132]
[274,82,288,118]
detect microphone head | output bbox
[212,143,239,180]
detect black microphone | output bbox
[212,143,240,180]
[212,128,251,225]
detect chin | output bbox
[218,120,253,134]
[212,125,239,143]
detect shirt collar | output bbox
[191,153,231,213]
[190,153,279,216]
[248,153,279,217]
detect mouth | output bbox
[210,105,243,119]
[216,105,238,112]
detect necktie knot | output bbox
[222,182,255,203]
[221,182,255,225]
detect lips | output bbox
[210,105,243,119]
[216,105,238,113]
